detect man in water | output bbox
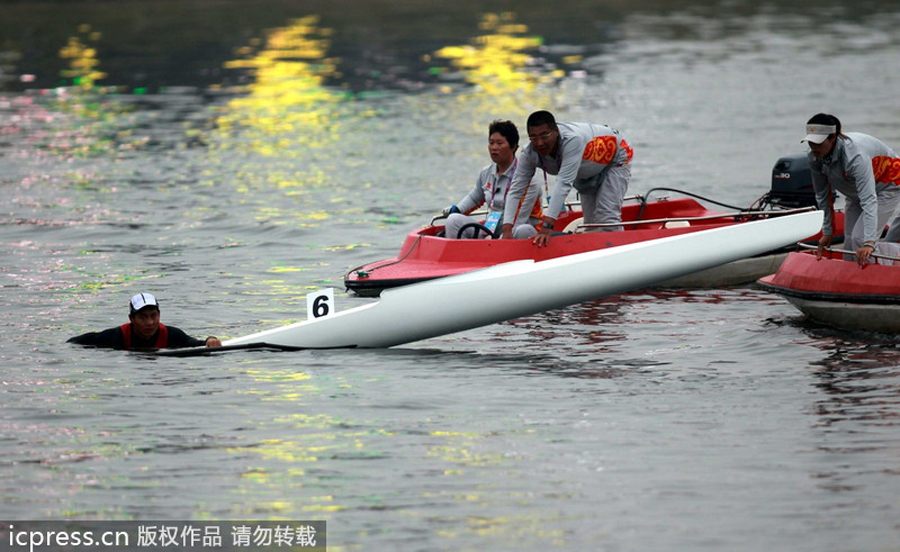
[68,292,222,350]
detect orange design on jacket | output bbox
[582,136,634,165]
[582,136,618,165]
[872,156,900,184]
[511,191,543,223]
[528,195,543,219]
[619,139,634,163]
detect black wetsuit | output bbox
[68,323,207,350]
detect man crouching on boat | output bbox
[68,292,222,350]
[501,110,634,247]
[442,119,543,240]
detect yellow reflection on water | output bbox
[427,429,522,469]
[58,24,107,89]
[423,427,571,548]
[23,24,142,159]
[428,12,566,118]
[244,369,312,382]
[224,370,391,518]
[217,15,346,155]
[213,15,359,240]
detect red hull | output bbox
[758,250,900,333]
[346,197,828,296]
[758,250,900,304]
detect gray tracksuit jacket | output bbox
[810,132,900,243]
[504,122,634,224]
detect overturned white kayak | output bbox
[214,211,823,350]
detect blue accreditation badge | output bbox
[484,210,502,233]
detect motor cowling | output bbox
[766,154,816,208]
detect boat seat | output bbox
[562,217,584,233]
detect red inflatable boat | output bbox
[757,247,900,333]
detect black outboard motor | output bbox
[764,154,816,208]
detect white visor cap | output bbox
[801,124,836,144]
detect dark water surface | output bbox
[3,1,900,550]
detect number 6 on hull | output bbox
[307,288,335,320]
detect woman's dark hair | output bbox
[807,113,846,139]
[489,119,519,150]
[526,110,557,130]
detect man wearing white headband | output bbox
[803,113,900,265]
[68,292,222,350]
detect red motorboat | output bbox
[757,247,900,333]
[345,155,840,297]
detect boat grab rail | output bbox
[427,192,753,227]
[428,197,597,226]
[428,189,748,226]
[796,242,900,263]
[429,187,811,228]
[575,206,816,232]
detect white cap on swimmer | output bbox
[130,292,159,314]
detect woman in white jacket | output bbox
[443,120,543,240]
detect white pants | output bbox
[578,163,631,232]
[874,242,900,266]
[444,213,537,239]
[882,188,900,242]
